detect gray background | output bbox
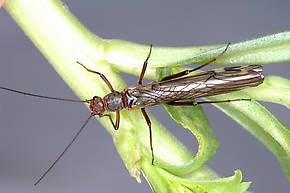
[0,0,289,193]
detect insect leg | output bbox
[141,108,154,165]
[77,61,115,92]
[166,98,250,106]
[102,111,120,130]
[138,45,153,86]
[161,43,231,81]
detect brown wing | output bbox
[126,65,264,109]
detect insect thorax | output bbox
[104,91,124,112]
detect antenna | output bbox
[0,86,89,103]
[34,114,94,186]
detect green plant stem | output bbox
[244,76,290,108]
[4,0,213,183]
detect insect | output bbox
[0,43,264,185]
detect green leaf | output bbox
[142,161,250,193]
[244,76,290,108]
[206,92,290,179]
[105,31,290,79]
[163,104,219,175]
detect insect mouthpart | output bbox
[89,96,105,116]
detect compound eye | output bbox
[93,96,98,100]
